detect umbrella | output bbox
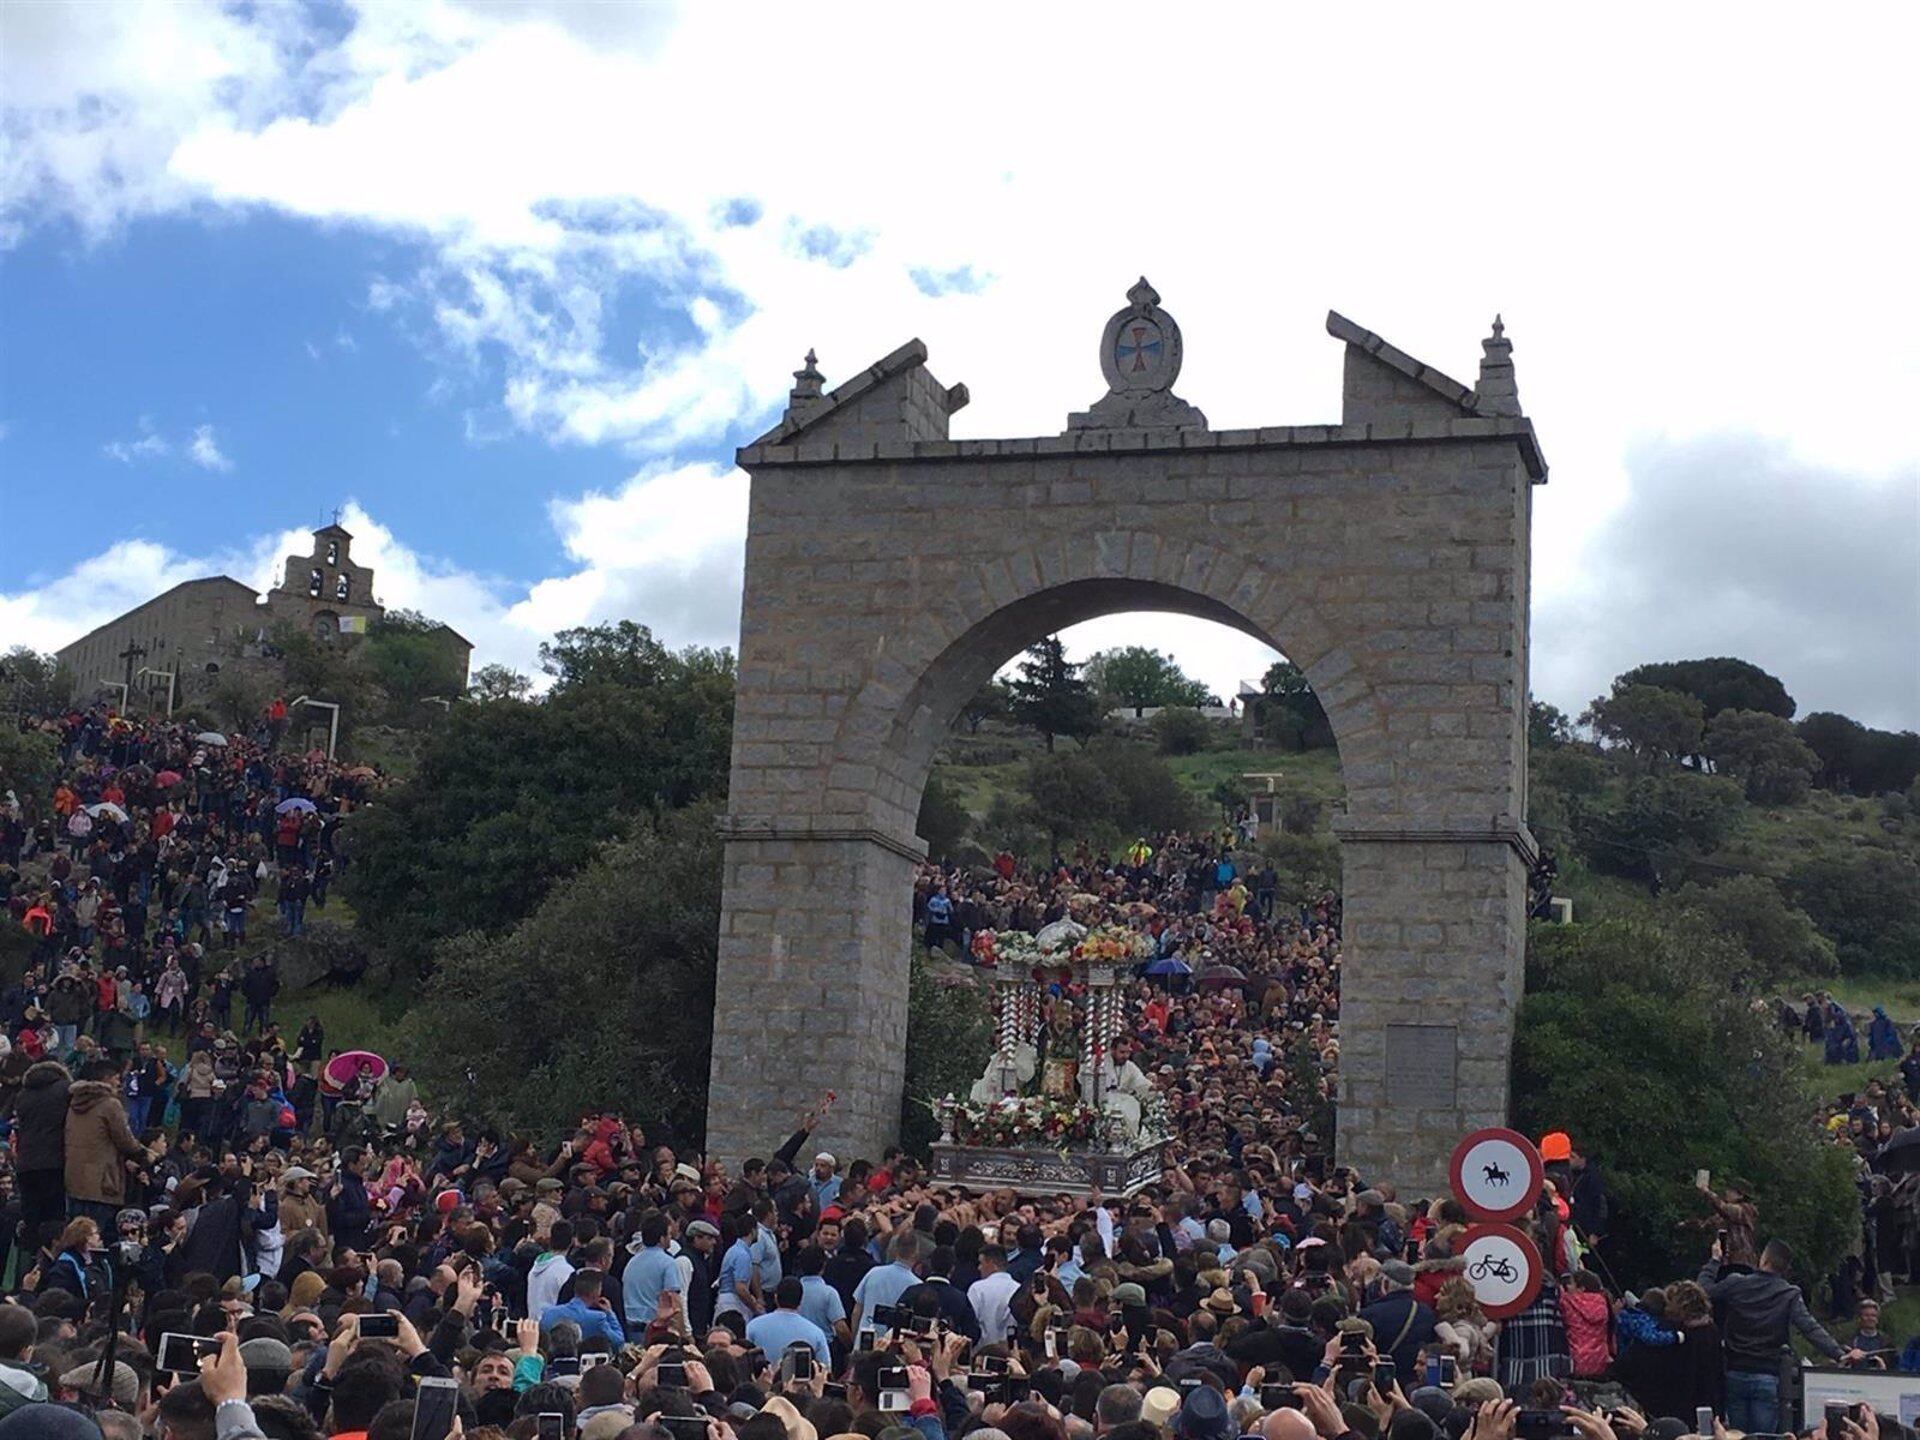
[324,1051,389,1088]
[276,797,318,815]
[196,731,229,747]
[1197,964,1251,990]
[1143,956,1193,978]
[154,770,183,788]
[85,802,129,823]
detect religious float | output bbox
[929,919,1170,1197]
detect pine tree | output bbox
[1007,637,1101,752]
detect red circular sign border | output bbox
[1457,1222,1544,1320]
[1448,1126,1545,1222]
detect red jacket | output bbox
[1561,1289,1613,1377]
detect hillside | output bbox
[928,713,1920,1002]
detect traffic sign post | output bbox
[1457,1222,1544,1319]
[1448,1126,1544,1222]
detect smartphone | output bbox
[1001,1377,1031,1404]
[857,1325,876,1351]
[657,1360,688,1388]
[661,1418,710,1440]
[411,1375,460,1440]
[1695,1408,1714,1437]
[1516,1412,1573,1440]
[977,1354,1009,1377]
[783,1346,815,1382]
[158,1332,223,1376]
[1043,1328,1058,1359]
[359,1313,400,1340]
[823,1382,848,1401]
[1695,1168,1711,1190]
[1340,1332,1365,1354]
[741,1347,766,1375]
[581,1349,612,1370]
[537,1417,567,1440]
[1262,1384,1302,1411]
[1374,1360,1397,1392]
[1405,1236,1420,1263]
[1440,1356,1458,1387]
[1716,1229,1729,1251]
[1826,1406,1854,1436]
[879,1365,911,1412]
[1179,1376,1204,1394]
[873,1303,908,1329]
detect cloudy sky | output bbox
[2,2,1915,728]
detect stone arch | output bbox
[707,302,1545,1191]
[824,530,1388,845]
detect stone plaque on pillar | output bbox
[1386,1024,1458,1110]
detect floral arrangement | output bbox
[1076,924,1153,964]
[936,1093,1105,1149]
[991,930,1041,968]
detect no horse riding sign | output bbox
[1447,1126,1544,1223]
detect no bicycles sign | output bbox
[1456,1222,1544,1319]
[1448,1126,1544,1222]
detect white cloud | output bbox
[101,419,234,470]
[7,2,1920,723]
[103,429,169,464]
[186,423,233,472]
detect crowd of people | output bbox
[0,707,1906,1440]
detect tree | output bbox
[343,635,735,967]
[1620,657,1796,721]
[468,664,534,703]
[900,955,995,1155]
[0,723,57,798]
[1005,637,1101,752]
[0,647,73,716]
[1528,699,1573,750]
[1568,773,1743,892]
[1785,852,1920,976]
[1151,707,1210,756]
[1084,646,1209,716]
[1798,712,1920,797]
[915,771,971,861]
[1513,918,1855,1287]
[1021,750,1122,848]
[538,620,732,693]
[407,804,722,1142]
[1671,875,1837,982]
[960,679,1012,734]
[363,617,467,711]
[1581,682,1704,767]
[1703,709,1819,804]
[1256,661,1334,751]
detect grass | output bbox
[281,980,415,1060]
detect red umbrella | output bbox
[324,1050,389,1089]
[155,770,184,788]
